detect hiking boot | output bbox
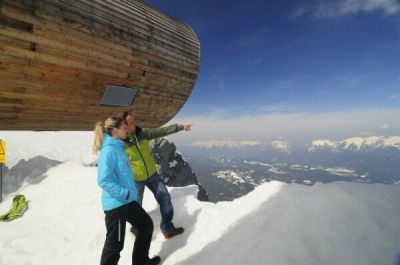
[145,256,161,265]
[163,227,184,239]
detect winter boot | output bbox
[163,227,184,239]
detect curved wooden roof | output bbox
[0,0,200,130]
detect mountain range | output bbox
[181,136,400,202]
[1,132,399,204]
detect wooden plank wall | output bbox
[0,0,200,130]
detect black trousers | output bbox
[100,201,154,265]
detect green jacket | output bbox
[125,124,183,182]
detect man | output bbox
[120,112,192,239]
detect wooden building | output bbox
[0,0,200,130]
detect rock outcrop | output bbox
[152,138,209,201]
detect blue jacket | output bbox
[97,134,137,211]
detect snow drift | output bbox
[0,161,399,265]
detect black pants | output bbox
[100,201,153,265]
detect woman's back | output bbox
[97,134,137,211]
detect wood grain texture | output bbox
[0,0,200,130]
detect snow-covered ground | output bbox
[321,167,358,178]
[213,169,257,185]
[1,162,399,265]
[1,132,400,265]
[0,131,95,168]
[244,160,271,167]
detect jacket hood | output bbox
[101,133,124,149]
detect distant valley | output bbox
[182,136,400,202]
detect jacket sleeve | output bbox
[141,124,184,140]
[97,149,129,202]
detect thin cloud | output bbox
[259,103,301,113]
[317,72,369,91]
[188,140,260,149]
[390,93,400,99]
[293,0,400,18]
[169,108,400,145]
[206,66,229,93]
[231,29,270,50]
[262,76,309,98]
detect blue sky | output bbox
[146,0,400,145]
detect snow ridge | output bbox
[309,136,400,152]
[272,140,293,154]
[1,162,400,265]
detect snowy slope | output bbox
[1,162,400,265]
[0,131,95,168]
[1,131,400,265]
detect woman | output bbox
[92,117,161,265]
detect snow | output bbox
[309,139,338,152]
[382,136,400,148]
[302,180,313,185]
[272,140,292,153]
[268,167,287,174]
[1,132,400,265]
[244,160,271,167]
[213,170,254,184]
[343,137,365,150]
[169,160,178,168]
[0,131,95,168]
[1,162,399,265]
[290,164,310,171]
[309,136,400,152]
[321,167,357,178]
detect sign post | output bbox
[0,140,5,203]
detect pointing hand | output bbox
[182,124,192,131]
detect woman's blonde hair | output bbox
[92,117,124,154]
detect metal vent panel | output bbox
[100,85,138,107]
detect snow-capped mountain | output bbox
[185,137,400,201]
[309,136,400,152]
[308,139,338,152]
[271,140,293,154]
[182,136,400,160]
